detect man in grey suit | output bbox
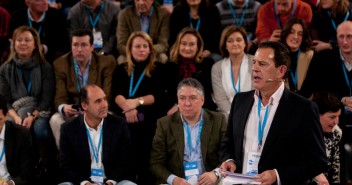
[150,78,227,185]
[219,41,327,185]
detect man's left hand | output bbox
[255,170,277,185]
[198,172,217,185]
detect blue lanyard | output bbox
[27,12,45,36]
[73,59,82,93]
[229,0,248,26]
[189,14,201,31]
[257,98,269,147]
[0,144,5,162]
[86,127,103,164]
[89,1,105,31]
[18,68,32,94]
[230,60,241,93]
[340,57,352,95]
[289,49,300,89]
[327,11,350,31]
[129,69,146,98]
[274,0,296,28]
[183,109,204,158]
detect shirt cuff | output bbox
[167,174,177,185]
[274,169,281,185]
[213,167,221,178]
[80,180,90,185]
[58,104,66,114]
[106,180,117,185]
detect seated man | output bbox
[50,29,116,149]
[59,85,136,185]
[0,95,34,185]
[150,78,227,185]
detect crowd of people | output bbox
[0,0,352,184]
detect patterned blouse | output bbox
[324,126,342,183]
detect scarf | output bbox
[179,57,197,79]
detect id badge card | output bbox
[184,161,199,185]
[93,31,103,49]
[245,151,261,175]
[91,168,104,185]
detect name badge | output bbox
[93,31,103,49]
[184,161,199,185]
[245,151,261,175]
[91,168,104,185]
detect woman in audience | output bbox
[164,28,216,115]
[281,18,316,97]
[169,0,222,59]
[310,0,352,52]
[0,26,54,169]
[312,92,344,185]
[211,25,253,117]
[111,31,160,185]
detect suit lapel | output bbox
[170,112,184,164]
[88,54,98,85]
[78,116,92,164]
[4,122,14,167]
[200,111,212,164]
[102,119,111,164]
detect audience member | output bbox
[50,29,116,149]
[219,41,327,184]
[68,0,120,56]
[256,0,312,43]
[310,0,352,52]
[150,78,227,185]
[0,95,34,185]
[58,85,136,185]
[211,25,254,118]
[117,0,170,64]
[169,0,222,58]
[0,6,10,64]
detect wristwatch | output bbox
[138,97,144,105]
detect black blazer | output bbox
[59,114,131,184]
[220,88,327,185]
[4,121,34,185]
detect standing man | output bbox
[50,29,116,149]
[59,85,136,185]
[220,41,326,184]
[150,78,227,185]
[68,0,120,56]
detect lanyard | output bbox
[327,11,350,31]
[289,49,300,89]
[18,68,32,94]
[257,98,269,148]
[73,59,82,93]
[183,109,204,158]
[189,14,201,31]
[86,127,103,164]
[27,12,46,36]
[129,69,146,98]
[0,144,5,162]
[229,0,248,26]
[340,56,352,95]
[89,1,105,31]
[274,0,296,28]
[230,60,241,93]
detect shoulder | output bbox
[5,121,30,135]
[53,52,72,69]
[212,59,223,71]
[154,6,169,16]
[297,0,312,9]
[119,7,134,16]
[203,109,225,122]
[94,53,117,66]
[105,1,120,13]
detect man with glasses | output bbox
[50,29,116,149]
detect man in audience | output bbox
[220,41,326,184]
[0,95,34,185]
[68,0,120,56]
[9,0,69,63]
[256,0,312,43]
[117,0,170,64]
[59,85,135,185]
[150,78,227,185]
[50,29,116,149]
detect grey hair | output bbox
[177,78,204,96]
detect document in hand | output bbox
[222,171,260,185]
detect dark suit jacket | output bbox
[150,109,227,184]
[53,51,116,109]
[4,121,34,185]
[220,89,327,185]
[59,114,131,184]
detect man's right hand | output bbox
[173,177,191,185]
[63,104,79,117]
[269,29,281,42]
[220,160,237,176]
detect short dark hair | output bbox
[281,18,311,52]
[219,25,248,57]
[312,92,343,115]
[71,29,94,45]
[177,78,204,96]
[0,95,8,115]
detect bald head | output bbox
[337,21,352,54]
